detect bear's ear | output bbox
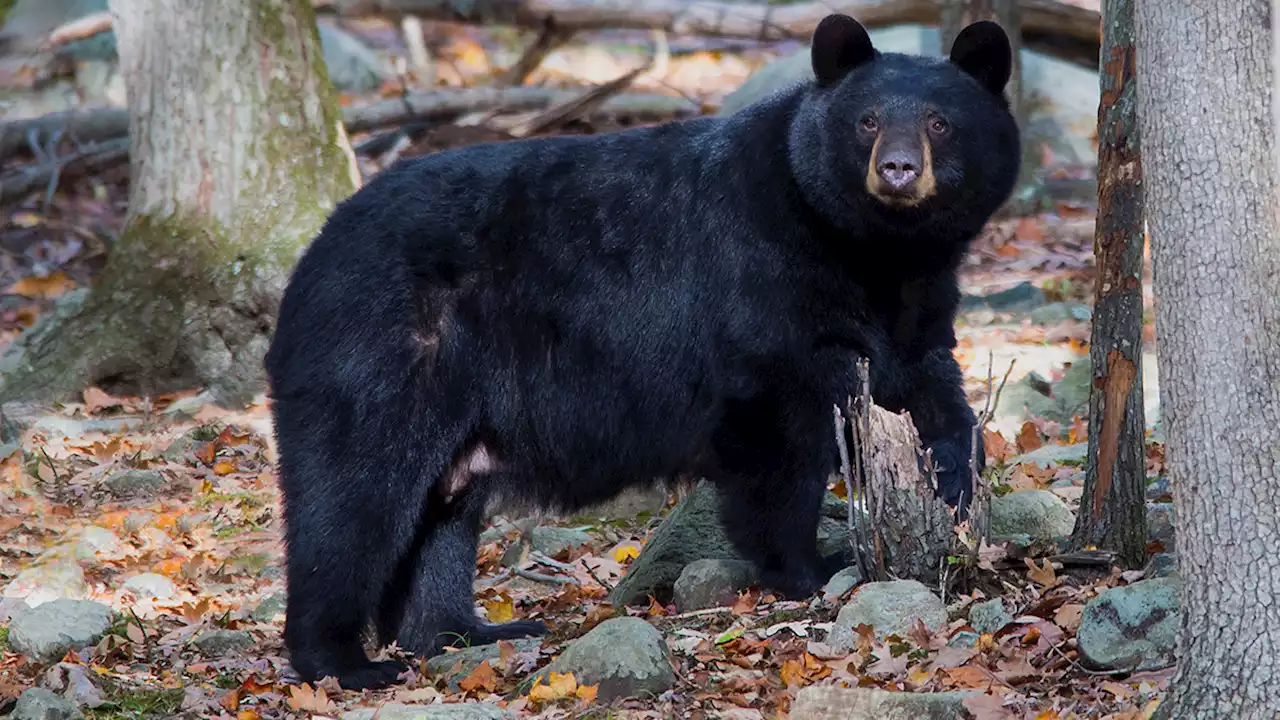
[810,14,876,87]
[948,20,1013,95]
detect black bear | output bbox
[264,14,1019,690]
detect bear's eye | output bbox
[859,116,878,133]
[928,117,950,136]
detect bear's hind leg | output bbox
[385,467,547,658]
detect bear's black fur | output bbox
[264,14,1019,690]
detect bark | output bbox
[1135,2,1280,718]
[0,0,359,407]
[318,0,1102,69]
[1071,0,1146,568]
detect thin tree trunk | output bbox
[1071,0,1146,568]
[0,0,358,407]
[1136,2,1280,717]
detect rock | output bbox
[969,597,1013,634]
[1077,577,1179,671]
[999,358,1093,428]
[1144,553,1178,579]
[821,565,864,603]
[673,559,756,611]
[528,526,592,558]
[40,662,104,709]
[426,638,544,691]
[525,617,674,702]
[317,22,392,93]
[3,562,90,608]
[192,629,252,656]
[11,687,84,720]
[991,490,1076,540]
[1146,475,1172,502]
[122,573,177,600]
[104,468,166,498]
[250,591,287,622]
[74,527,125,563]
[1028,302,1092,325]
[827,580,947,648]
[1147,502,1176,551]
[948,631,980,648]
[791,685,977,720]
[162,428,215,464]
[1013,442,1089,468]
[816,515,854,561]
[961,281,1047,313]
[9,599,115,664]
[340,703,514,720]
[570,484,670,521]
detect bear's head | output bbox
[787,14,1021,240]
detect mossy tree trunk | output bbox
[1136,1,1280,717]
[1071,0,1146,568]
[0,0,359,407]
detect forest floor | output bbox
[0,18,1167,720]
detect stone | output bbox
[74,527,125,563]
[991,490,1076,540]
[1012,442,1089,468]
[570,484,669,521]
[426,638,543,691]
[969,598,1013,634]
[40,662,104,709]
[673,559,757,612]
[9,599,115,663]
[250,591,287,623]
[791,685,978,720]
[122,573,177,600]
[1028,302,1092,325]
[827,580,947,649]
[192,629,252,656]
[1145,475,1172,502]
[103,468,165,498]
[340,703,514,720]
[960,281,1047,313]
[11,687,84,720]
[1147,502,1176,551]
[317,22,392,94]
[3,562,90,608]
[525,617,674,702]
[529,526,592,558]
[1077,577,1179,671]
[821,565,864,603]
[947,631,980,649]
[1144,553,1179,579]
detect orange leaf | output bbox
[529,671,577,702]
[575,683,599,703]
[1024,557,1058,588]
[1053,603,1084,632]
[82,386,124,414]
[219,688,241,712]
[237,711,262,720]
[983,429,1011,463]
[1015,421,1043,453]
[195,443,217,465]
[779,658,805,688]
[6,272,78,298]
[213,460,237,476]
[287,684,336,713]
[459,660,498,693]
[484,594,514,623]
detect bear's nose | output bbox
[876,152,920,190]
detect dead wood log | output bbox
[318,0,1100,68]
[0,137,129,205]
[0,109,130,162]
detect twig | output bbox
[1048,640,1132,677]
[498,19,576,87]
[38,11,113,52]
[515,568,580,585]
[580,558,615,593]
[529,551,575,572]
[0,137,129,206]
[508,62,653,138]
[400,15,434,85]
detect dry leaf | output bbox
[575,682,599,703]
[459,660,498,693]
[529,671,578,702]
[1024,557,1058,588]
[1053,603,1084,632]
[213,460,237,475]
[6,272,78,298]
[1015,421,1043,453]
[983,429,1012,463]
[286,684,337,713]
[612,543,641,563]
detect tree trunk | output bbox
[0,0,359,407]
[1135,1,1280,717]
[1071,0,1146,568]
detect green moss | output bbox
[84,687,184,719]
[0,626,9,651]
[0,0,15,27]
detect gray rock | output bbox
[673,559,757,612]
[3,561,89,608]
[1146,475,1172,502]
[40,662,103,709]
[192,629,252,656]
[961,281,1047,313]
[161,428,214,464]
[341,703,514,720]
[991,490,1077,540]
[948,631,980,648]
[816,515,854,562]
[1013,442,1089,468]
[318,22,392,93]
[1028,302,1092,325]
[792,685,977,720]
[821,565,864,603]
[103,469,165,498]
[1144,553,1179,579]
[570,484,669,521]
[250,591,287,622]
[1147,503,1176,551]
[10,599,115,664]
[122,573,177,600]
[526,617,674,702]
[969,598,1013,634]
[11,687,83,720]
[426,637,543,691]
[529,526,592,557]
[74,527,125,563]
[1077,577,1179,671]
[999,358,1093,427]
[827,580,947,648]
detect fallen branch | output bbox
[0,137,129,206]
[318,0,1100,67]
[0,109,130,162]
[38,11,114,52]
[507,62,651,136]
[497,18,577,87]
